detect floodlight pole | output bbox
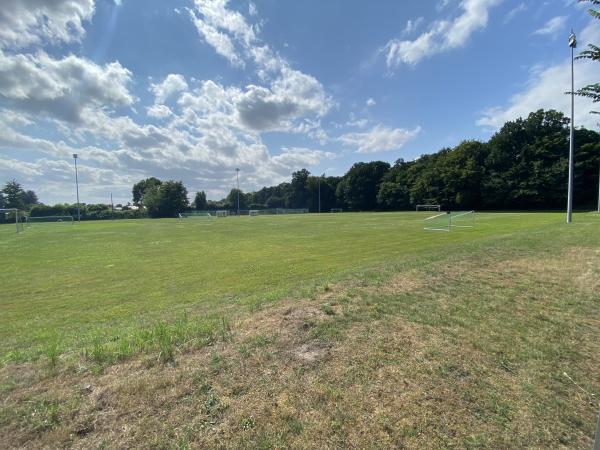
[235,168,240,216]
[597,162,600,213]
[73,154,81,222]
[110,192,114,220]
[318,176,321,213]
[567,31,576,224]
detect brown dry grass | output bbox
[1,247,599,449]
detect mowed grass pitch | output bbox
[1,211,599,448]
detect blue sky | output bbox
[0,0,598,204]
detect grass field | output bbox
[1,211,599,448]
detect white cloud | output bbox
[150,74,188,104]
[338,125,421,153]
[384,0,502,68]
[503,3,527,24]
[146,104,173,119]
[0,0,95,49]
[273,147,335,169]
[0,50,133,124]
[366,98,376,107]
[477,22,600,130]
[532,16,568,36]
[402,17,424,37]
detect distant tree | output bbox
[265,194,284,208]
[132,177,162,206]
[2,180,26,209]
[338,162,390,211]
[0,192,5,209]
[194,191,208,210]
[575,0,600,114]
[288,169,310,208]
[143,180,189,218]
[23,190,38,206]
[226,188,247,211]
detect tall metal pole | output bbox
[567,31,576,224]
[73,154,81,222]
[235,168,240,216]
[110,192,114,220]
[318,176,321,213]
[597,162,600,213]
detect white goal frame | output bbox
[0,208,26,234]
[416,204,441,212]
[330,208,343,213]
[450,210,475,228]
[249,210,260,216]
[26,215,74,226]
[423,212,450,232]
[216,210,229,218]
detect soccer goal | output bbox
[26,215,74,227]
[450,210,475,228]
[249,210,260,216]
[330,208,343,213]
[423,211,451,231]
[179,211,212,219]
[0,208,26,234]
[416,204,441,212]
[216,210,229,218]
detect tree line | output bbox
[181,109,598,213]
[3,109,599,220]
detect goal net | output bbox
[26,215,74,227]
[249,210,260,216]
[423,211,450,231]
[179,211,212,219]
[416,204,441,212]
[0,209,26,234]
[423,210,475,232]
[216,210,229,217]
[450,210,475,228]
[330,208,343,213]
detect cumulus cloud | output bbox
[150,74,188,104]
[478,21,600,130]
[384,0,502,68]
[366,98,376,107]
[338,125,421,153]
[0,50,133,124]
[0,0,95,49]
[532,16,568,36]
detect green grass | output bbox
[1,211,600,448]
[0,212,567,364]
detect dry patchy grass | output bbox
[1,247,599,449]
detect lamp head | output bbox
[73,153,78,159]
[568,30,577,49]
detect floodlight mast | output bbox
[567,30,576,224]
[235,168,240,216]
[73,153,81,222]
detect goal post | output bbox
[423,211,450,231]
[216,210,229,218]
[249,210,260,216]
[0,208,26,234]
[450,210,475,228]
[416,204,441,212]
[26,215,74,227]
[179,211,212,219]
[330,208,343,213]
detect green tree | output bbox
[23,190,38,207]
[288,169,310,208]
[143,180,189,218]
[226,188,247,211]
[132,177,162,206]
[338,162,390,211]
[194,191,208,210]
[2,180,26,209]
[575,0,600,113]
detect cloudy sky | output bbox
[0,0,598,204]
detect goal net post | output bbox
[26,215,74,226]
[416,204,441,212]
[179,211,212,219]
[0,209,26,233]
[423,211,450,231]
[450,210,475,228]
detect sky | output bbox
[0,0,598,205]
